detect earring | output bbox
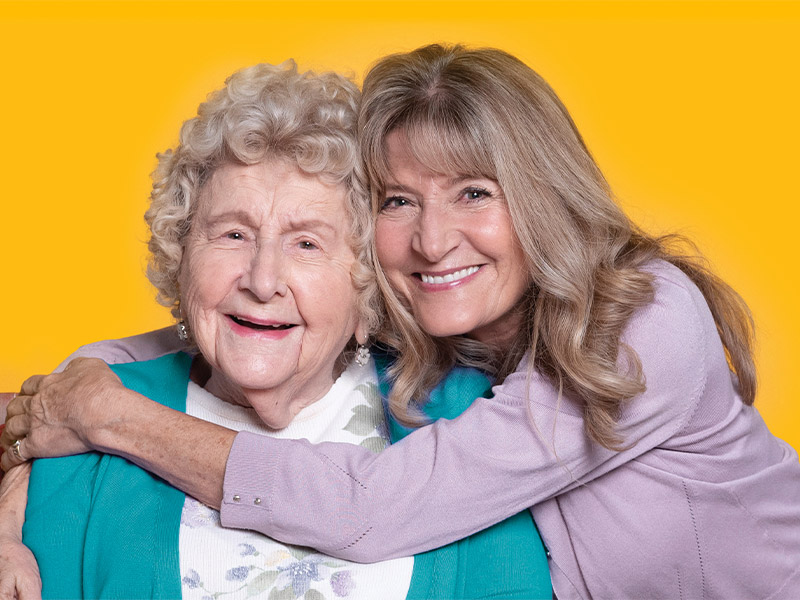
[176,320,189,342]
[355,343,370,367]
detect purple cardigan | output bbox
[64,261,800,599]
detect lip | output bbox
[226,314,299,339]
[414,265,482,290]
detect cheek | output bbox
[482,212,522,263]
[301,267,358,323]
[375,219,409,279]
[493,225,530,294]
[179,250,241,315]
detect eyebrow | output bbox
[201,211,338,233]
[384,182,415,194]
[283,217,338,235]
[201,210,256,226]
[385,174,490,193]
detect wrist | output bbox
[84,386,146,453]
[0,463,31,538]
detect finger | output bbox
[15,573,43,600]
[1,416,31,444]
[0,451,14,473]
[0,448,26,472]
[0,431,10,453]
[0,424,16,451]
[0,438,27,472]
[19,376,45,396]
[0,578,15,600]
[4,396,29,420]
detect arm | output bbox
[0,464,41,600]
[1,327,234,508]
[2,268,710,560]
[52,326,185,372]
[89,380,236,509]
[1,358,235,509]
[220,265,711,560]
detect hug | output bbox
[2,44,798,599]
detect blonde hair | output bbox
[361,44,756,449]
[146,61,380,346]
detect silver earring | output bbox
[176,320,189,342]
[355,344,370,367]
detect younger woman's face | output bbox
[375,130,530,346]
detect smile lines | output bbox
[419,266,480,285]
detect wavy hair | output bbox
[360,44,756,449]
[145,61,380,353]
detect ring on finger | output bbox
[11,439,22,460]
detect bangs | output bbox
[370,106,499,194]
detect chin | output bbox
[419,321,471,339]
[253,409,293,430]
[232,375,289,395]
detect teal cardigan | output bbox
[24,352,551,599]
[24,352,191,598]
[374,351,551,600]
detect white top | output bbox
[179,359,413,599]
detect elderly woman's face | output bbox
[179,160,363,426]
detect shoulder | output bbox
[426,366,494,421]
[55,326,189,372]
[110,351,194,411]
[616,260,717,432]
[505,260,715,436]
[640,259,709,315]
[628,260,716,373]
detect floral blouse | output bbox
[179,360,413,600]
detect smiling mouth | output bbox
[229,315,296,331]
[417,266,480,285]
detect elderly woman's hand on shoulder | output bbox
[0,358,124,472]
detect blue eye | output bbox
[382,196,410,210]
[226,232,244,241]
[462,187,491,202]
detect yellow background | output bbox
[2,1,798,450]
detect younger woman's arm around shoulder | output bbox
[2,358,236,509]
[2,326,229,508]
[53,326,186,372]
[220,264,711,561]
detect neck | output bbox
[193,357,337,430]
[468,309,525,349]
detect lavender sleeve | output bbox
[54,327,187,371]
[220,262,709,561]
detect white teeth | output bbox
[420,266,479,285]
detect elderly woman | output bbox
[0,59,551,599]
[6,44,800,599]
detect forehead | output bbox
[379,126,496,186]
[383,129,497,191]
[198,160,350,227]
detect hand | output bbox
[0,358,124,472]
[0,538,41,600]
[0,463,40,600]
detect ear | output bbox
[355,319,370,346]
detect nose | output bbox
[239,241,289,301]
[411,203,459,263]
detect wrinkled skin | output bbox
[0,358,122,472]
[0,463,41,600]
[0,359,122,599]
